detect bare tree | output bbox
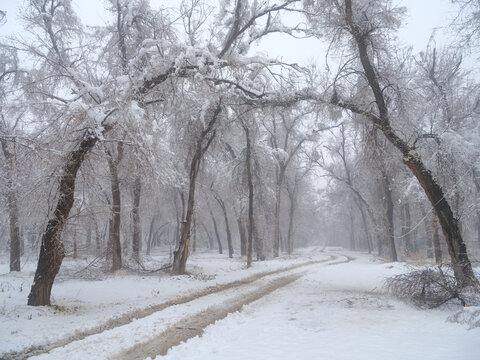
[304,0,478,286]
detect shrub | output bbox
[385,264,480,308]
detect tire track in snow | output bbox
[116,273,304,360]
[327,254,355,266]
[116,252,357,360]
[4,252,339,360]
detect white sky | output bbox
[0,0,461,65]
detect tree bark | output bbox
[349,207,356,251]
[273,167,285,258]
[237,218,247,256]
[286,188,296,255]
[1,139,21,272]
[216,197,233,258]
[172,105,221,274]
[354,197,372,253]
[342,0,477,287]
[243,122,254,268]
[132,176,142,260]
[106,142,123,272]
[172,153,199,274]
[192,216,197,253]
[404,201,415,254]
[28,131,101,306]
[202,223,215,250]
[211,211,223,254]
[382,170,397,261]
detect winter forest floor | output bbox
[0,248,479,360]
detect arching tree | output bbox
[304,0,478,287]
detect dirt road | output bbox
[6,251,354,360]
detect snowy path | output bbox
[160,254,480,360]
[2,249,478,360]
[1,248,332,359]
[28,255,347,360]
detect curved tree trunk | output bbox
[28,132,100,306]
[340,0,478,287]
[172,154,199,274]
[172,104,220,274]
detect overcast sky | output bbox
[0,0,460,66]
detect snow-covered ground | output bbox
[161,254,480,360]
[0,248,478,360]
[0,247,329,356]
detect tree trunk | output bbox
[355,198,371,253]
[342,0,477,287]
[349,207,355,251]
[244,123,254,268]
[106,143,123,272]
[192,216,197,253]
[237,218,247,256]
[432,219,443,264]
[216,197,233,258]
[1,139,21,272]
[172,154,199,274]
[287,189,296,255]
[172,105,220,274]
[382,171,397,261]
[211,211,223,254]
[404,201,415,254]
[253,219,263,261]
[273,167,286,258]
[28,132,100,306]
[146,216,155,256]
[7,183,21,271]
[132,176,142,260]
[202,223,215,250]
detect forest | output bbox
[0,1,480,358]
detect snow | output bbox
[1,248,478,359]
[160,254,479,360]
[0,248,328,356]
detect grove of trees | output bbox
[0,0,479,306]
